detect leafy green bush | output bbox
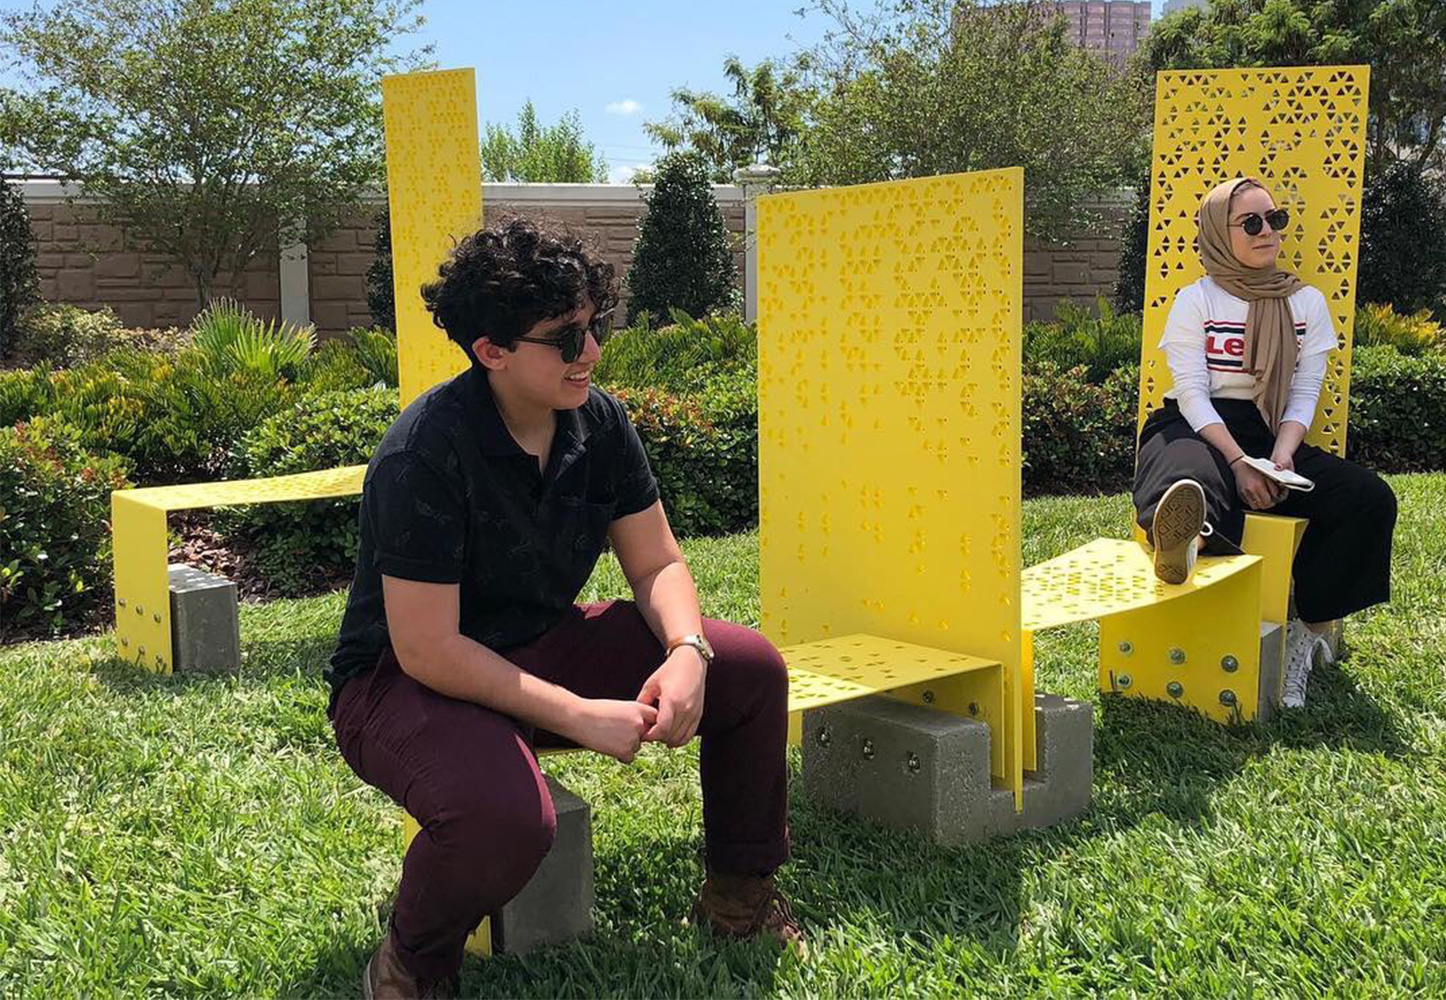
[1359,164,1446,319]
[0,176,38,360]
[614,374,758,538]
[1354,303,1444,356]
[27,347,297,483]
[1022,361,1139,495]
[221,387,399,595]
[190,298,315,380]
[1024,297,1143,384]
[348,326,399,388]
[0,365,56,427]
[625,151,738,324]
[298,340,376,394]
[596,308,755,393]
[8,304,128,368]
[0,416,130,640]
[1347,345,1446,472]
[365,206,396,331]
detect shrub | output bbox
[1353,303,1443,357]
[1359,164,1446,319]
[0,176,39,360]
[221,387,399,595]
[625,152,738,324]
[299,340,376,394]
[190,298,316,380]
[613,374,758,538]
[0,416,130,640]
[0,365,56,427]
[1024,297,1143,383]
[1022,361,1139,495]
[1114,172,1149,314]
[8,303,127,368]
[365,206,396,331]
[1347,345,1446,472]
[596,308,756,393]
[348,326,399,388]
[37,347,298,483]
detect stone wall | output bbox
[19,181,1127,333]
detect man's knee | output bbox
[1364,473,1398,523]
[713,623,789,704]
[428,781,557,896]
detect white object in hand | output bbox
[1239,456,1315,492]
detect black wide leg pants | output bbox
[1133,398,1396,623]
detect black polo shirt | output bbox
[325,364,660,710]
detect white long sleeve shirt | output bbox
[1160,276,1336,432]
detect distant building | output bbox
[1053,1,1153,65]
[1162,0,1209,15]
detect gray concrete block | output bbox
[1256,621,1286,722]
[1016,694,1093,831]
[167,564,240,675]
[494,775,593,955]
[802,696,994,847]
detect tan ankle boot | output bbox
[690,872,807,957]
[362,931,459,1000]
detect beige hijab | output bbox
[1197,177,1303,431]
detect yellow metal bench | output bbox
[111,69,481,672]
[1020,65,1370,722]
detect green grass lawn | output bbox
[2,478,1444,997]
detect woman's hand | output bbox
[636,648,707,748]
[1233,460,1285,510]
[566,699,658,763]
[1269,444,1296,473]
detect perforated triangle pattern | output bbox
[756,168,1024,675]
[1139,66,1370,458]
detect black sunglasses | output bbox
[512,308,616,363]
[1229,208,1290,237]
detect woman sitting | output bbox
[1133,176,1397,709]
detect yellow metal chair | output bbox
[111,69,479,673]
[1021,65,1371,722]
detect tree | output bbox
[645,57,810,183]
[784,0,1150,240]
[0,174,39,357]
[365,206,395,331]
[0,0,428,308]
[1358,165,1446,317]
[625,152,737,324]
[480,101,607,183]
[1143,0,1446,179]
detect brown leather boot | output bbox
[690,872,808,958]
[361,931,460,1000]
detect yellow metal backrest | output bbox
[1138,66,1371,457]
[756,168,1024,683]
[382,69,484,408]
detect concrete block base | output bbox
[167,564,240,675]
[493,775,594,955]
[802,692,1093,846]
[1257,620,1286,723]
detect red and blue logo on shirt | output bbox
[1204,320,1307,372]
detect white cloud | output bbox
[605,99,643,115]
[607,163,647,185]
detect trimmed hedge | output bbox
[0,417,130,640]
[221,386,400,596]
[1023,362,1139,495]
[1347,346,1446,472]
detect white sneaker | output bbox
[1152,479,1207,585]
[1281,619,1319,708]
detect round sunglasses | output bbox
[1229,208,1290,237]
[512,308,616,363]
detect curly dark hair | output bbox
[420,216,619,361]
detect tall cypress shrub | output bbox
[0,175,40,358]
[626,152,737,323]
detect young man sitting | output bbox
[326,217,803,998]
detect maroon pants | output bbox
[331,600,791,980]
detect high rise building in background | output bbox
[1053,1,1153,65]
[1162,0,1209,15]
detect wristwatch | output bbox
[666,633,715,668]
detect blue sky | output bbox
[1,0,1171,183]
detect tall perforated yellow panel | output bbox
[1139,66,1370,457]
[383,69,484,408]
[758,169,1025,793]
